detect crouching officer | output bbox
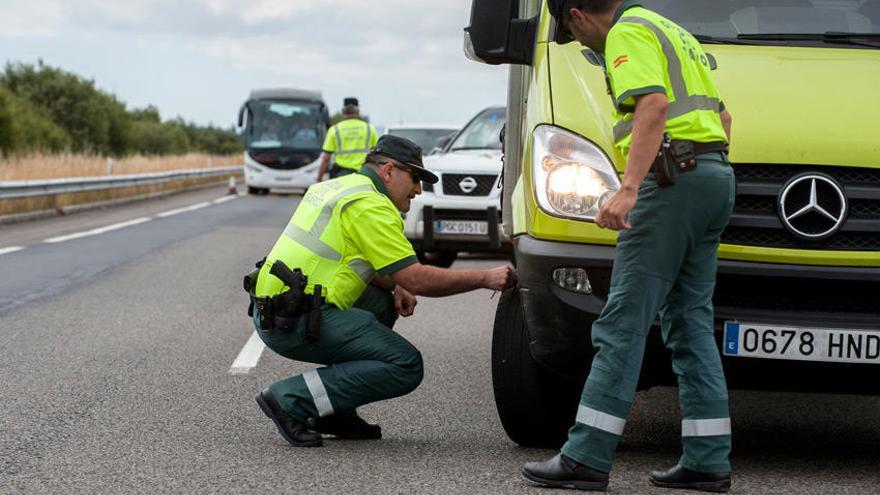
[316,97,379,181]
[248,135,516,447]
[522,1,735,492]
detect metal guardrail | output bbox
[0,166,243,200]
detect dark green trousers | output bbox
[253,285,423,421]
[562,154,735,474]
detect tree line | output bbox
[0,61,243,157]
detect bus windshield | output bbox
[645,0,880,39]
[247,100,327,150]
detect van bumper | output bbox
[516,234,880,393]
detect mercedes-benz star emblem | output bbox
[777,173,848,240]
[459,177,478,194]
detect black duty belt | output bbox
[690,141,728,157]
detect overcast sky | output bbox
[0,0,508,130]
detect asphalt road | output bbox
[2,186,879,494]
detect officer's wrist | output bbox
[620,183,639,193]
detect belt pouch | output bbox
[670,139,697,172]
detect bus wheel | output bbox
[491,287,585,448]
[248,186,269,195]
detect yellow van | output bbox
[465,0,880,447]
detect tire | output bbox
[248,186,268,195]
[416,250,457,268]
[492,288,585,448]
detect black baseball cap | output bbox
[342,97,359,113]
[370,135,439,185]
[548,0,576,44]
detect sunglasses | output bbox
[385,161,421,185]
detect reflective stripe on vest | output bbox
[334,121,373,156]
[255,173,386,309]
[282,183,374,261]
[612,16,721,143]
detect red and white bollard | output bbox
[227,176,238,195]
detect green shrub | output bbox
[1,61,241,157]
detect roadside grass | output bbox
[0,153,241,181]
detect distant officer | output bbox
[317,97,379,181]
[523,1,735,492]
[252,135,516,447]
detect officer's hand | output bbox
[315,173,324,183]
[484,265,517,291]
[394,286,418,317]
[595,188,637,231]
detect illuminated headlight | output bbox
[533,125,620,221]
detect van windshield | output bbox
[247,100,326,150]
[645,0,880,40]
[449,108,506,151]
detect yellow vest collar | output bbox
[612,1,642,25]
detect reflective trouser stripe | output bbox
[303,369,334,417]
[682,418,731,437]
[613,16,721,143]
[576,405,626,436]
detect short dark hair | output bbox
[568,0,617,15]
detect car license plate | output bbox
[435,220,488,235]
[723,321,880,364]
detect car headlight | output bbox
[532,125,620,221]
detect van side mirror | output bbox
[464,0,538,65]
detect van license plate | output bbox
[723,321,880,364]
[435,220,488,235]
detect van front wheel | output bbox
[491,288,585,448]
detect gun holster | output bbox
[652,134,677,187]
[243,259,323,342]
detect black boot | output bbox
[310,410,382,439]
[649,465,730,493]
[522,454,609,491]
[255,388,323,447]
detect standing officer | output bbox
[522,1,735,492]
[252,135,516,447]
[316,97,379,181]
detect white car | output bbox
[385,124,459,156]
[403,106,508,267]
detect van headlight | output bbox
[532,125,620,221]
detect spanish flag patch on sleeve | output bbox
[613,55,629,68]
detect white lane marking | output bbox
[0,246,24,256]
[230,331,266,374]
[156,202,212,218]
[44,217,152,244]
[213,195,238,205]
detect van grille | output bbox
[722,164,880,251]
